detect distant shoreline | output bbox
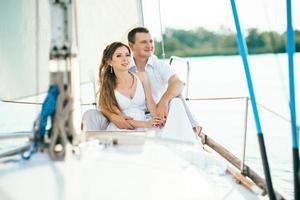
[158,52,295,59]
[155,27,300,59]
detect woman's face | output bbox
[110,46,130,72]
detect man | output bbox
[126,27,201,134]
[83,27,201,134]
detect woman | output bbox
[98,42,163,130]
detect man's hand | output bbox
[110,114,134,129]
[155,74,184,121]
[156,99,169,120]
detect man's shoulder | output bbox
[150,54,158,60]
[148,55,157,65]
[149,55,168,68]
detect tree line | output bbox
[154,27,300,58]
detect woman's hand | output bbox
[156,99,169,121]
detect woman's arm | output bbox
[101,108,134,129]
[127,117,162,128]
[136,72,156,116]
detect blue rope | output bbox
[21,146,36,160]
[21,85,59,160]
[38,85,59,137]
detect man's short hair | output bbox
[128,27,149,43]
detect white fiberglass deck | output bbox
[0,137,262,200]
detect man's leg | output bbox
[81,109,109,131]
[178,95,202,134]
[162,98,198,142]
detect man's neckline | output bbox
[131,55,154,70]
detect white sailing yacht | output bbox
[0,0,289,199]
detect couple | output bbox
[83,27,201,136]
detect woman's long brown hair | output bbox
[98,42,131,115]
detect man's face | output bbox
[130,32,154,59]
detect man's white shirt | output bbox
[129,55,175,103]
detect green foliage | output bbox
[154,27,300,58]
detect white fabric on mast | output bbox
[75,0,143,85]
[0,0,50,100]
[0,0,143,100]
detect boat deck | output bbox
[0,137,264,200]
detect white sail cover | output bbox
[0,0,143,100]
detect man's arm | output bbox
[101,109,134,129]
[156,74,185,118]
[136,72,156,116]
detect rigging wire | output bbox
[1,96,294,125]
[260,0,290,104]
[35,0,40,115]
[188,97,296,126]
[157,0,166,59]
[230,0,276,198]
[0,98,95,106]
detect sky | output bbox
[142,0,300,39]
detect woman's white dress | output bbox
[106,74,197,143]
[106,74,147,131]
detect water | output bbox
[1,53,299,199]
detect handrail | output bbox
[187,96,246,101]
[189,96,250,175]
[0,142,31,159]
[241,97,249,174]
[169,56,190,99]
[199,132,286,199]
[187,96,297,126]
[0,99,96,106]
[2,96,294,125]
[0,131,32,140]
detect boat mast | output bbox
[48,0,81,160]
[230,0,276,199]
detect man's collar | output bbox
[147,56,154,67]
[130,55,154,71]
